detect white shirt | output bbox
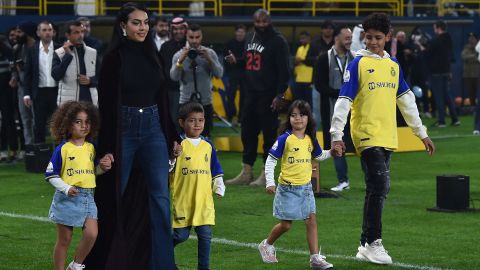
[38,41,57,88]
[154,34,169,51]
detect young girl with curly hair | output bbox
[46,101,113,270]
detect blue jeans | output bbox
[333,155,348,183]
[120,105,174,270]
[173,225,212,270]
[475,87,480,131]
[360,147,392,245]
[430,73,458,125]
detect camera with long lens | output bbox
[187,48,198,59]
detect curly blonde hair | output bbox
[49,101,100,143]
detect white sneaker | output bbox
[310,254,333,269]
[355,245,367,261]
[258,239,278,263]
[357,239,392,265]
[330,182,350,192]
[66,261,85,270]
[473,130,480,135]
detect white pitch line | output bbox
[190,236,452,270]
[0,211,453,270]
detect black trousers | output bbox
[360,147,392,245]
[240,92,278,165]
[225,72,245,121]
[0,73,18,152]
[33,87,58,143]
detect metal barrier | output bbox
[0,1,43,15]
[2,0,479,17]
[267,0,402,16]
[218,0,265,16]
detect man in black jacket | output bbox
[315,25,355,192]
[159,17,187,132]
[224,24,246,123]
[226,9,290,186]
[427,20,459,127]
[24,21,61,143]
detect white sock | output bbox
[310,254,318,260]
[72,261,83,267]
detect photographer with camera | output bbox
[170,23,223,137]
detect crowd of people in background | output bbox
[0,3,478,269]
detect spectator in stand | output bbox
[313,20,335,56]
[410,27,434,118]
[7,27,18,46]
[76,17,103,55]
[474,37,480,135]
[224,24,247,124]
[315,25,355,192]
[153,16,169,52]
[461,32,479,107]
[226,9,290,187]
[10,22,36,147]
[159,17,188,132]
[23,21,61,144]
[0,33,18,163]
[292,31,315,107]
[426,20,460,127]
[51,20,99,106]
[350,24,365,53]
[170,23,223,137]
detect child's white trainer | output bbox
[258,239,278,263]
[309,253,333,269]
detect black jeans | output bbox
[225,72,245,121]
[0,73,18,152]
[360,147,392,245]
[240,93,278,165]
[32,87,57,143]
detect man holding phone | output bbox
[51,20,98,106]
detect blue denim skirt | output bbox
[273,182,316,220]
[49,187,97,227]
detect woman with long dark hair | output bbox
[86,3,178,270]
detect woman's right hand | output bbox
[266,185,276,194]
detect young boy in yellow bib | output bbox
[330,13,435,265]
[169,102,225,270]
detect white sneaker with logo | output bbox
[357,239,392,265]
[258,239,278,263]
[330,182,350,192]
[66,261,85,270]
[309,253,333,269]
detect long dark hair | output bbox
[107,2,159,66]
[282,100,319,154]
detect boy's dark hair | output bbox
[282,100,318,155]
[434,20,447,31]
[36,21,52,31]
[65,20,83,34]
[49,101,100,142]
[178,102,204,121]
[362,13,391,35]
[188,23,201,32]
[235,24,247,31]
[333,24,350,38]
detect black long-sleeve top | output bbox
[427,32,454,74]
[120,39,161,107]
[244,26,290,96]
